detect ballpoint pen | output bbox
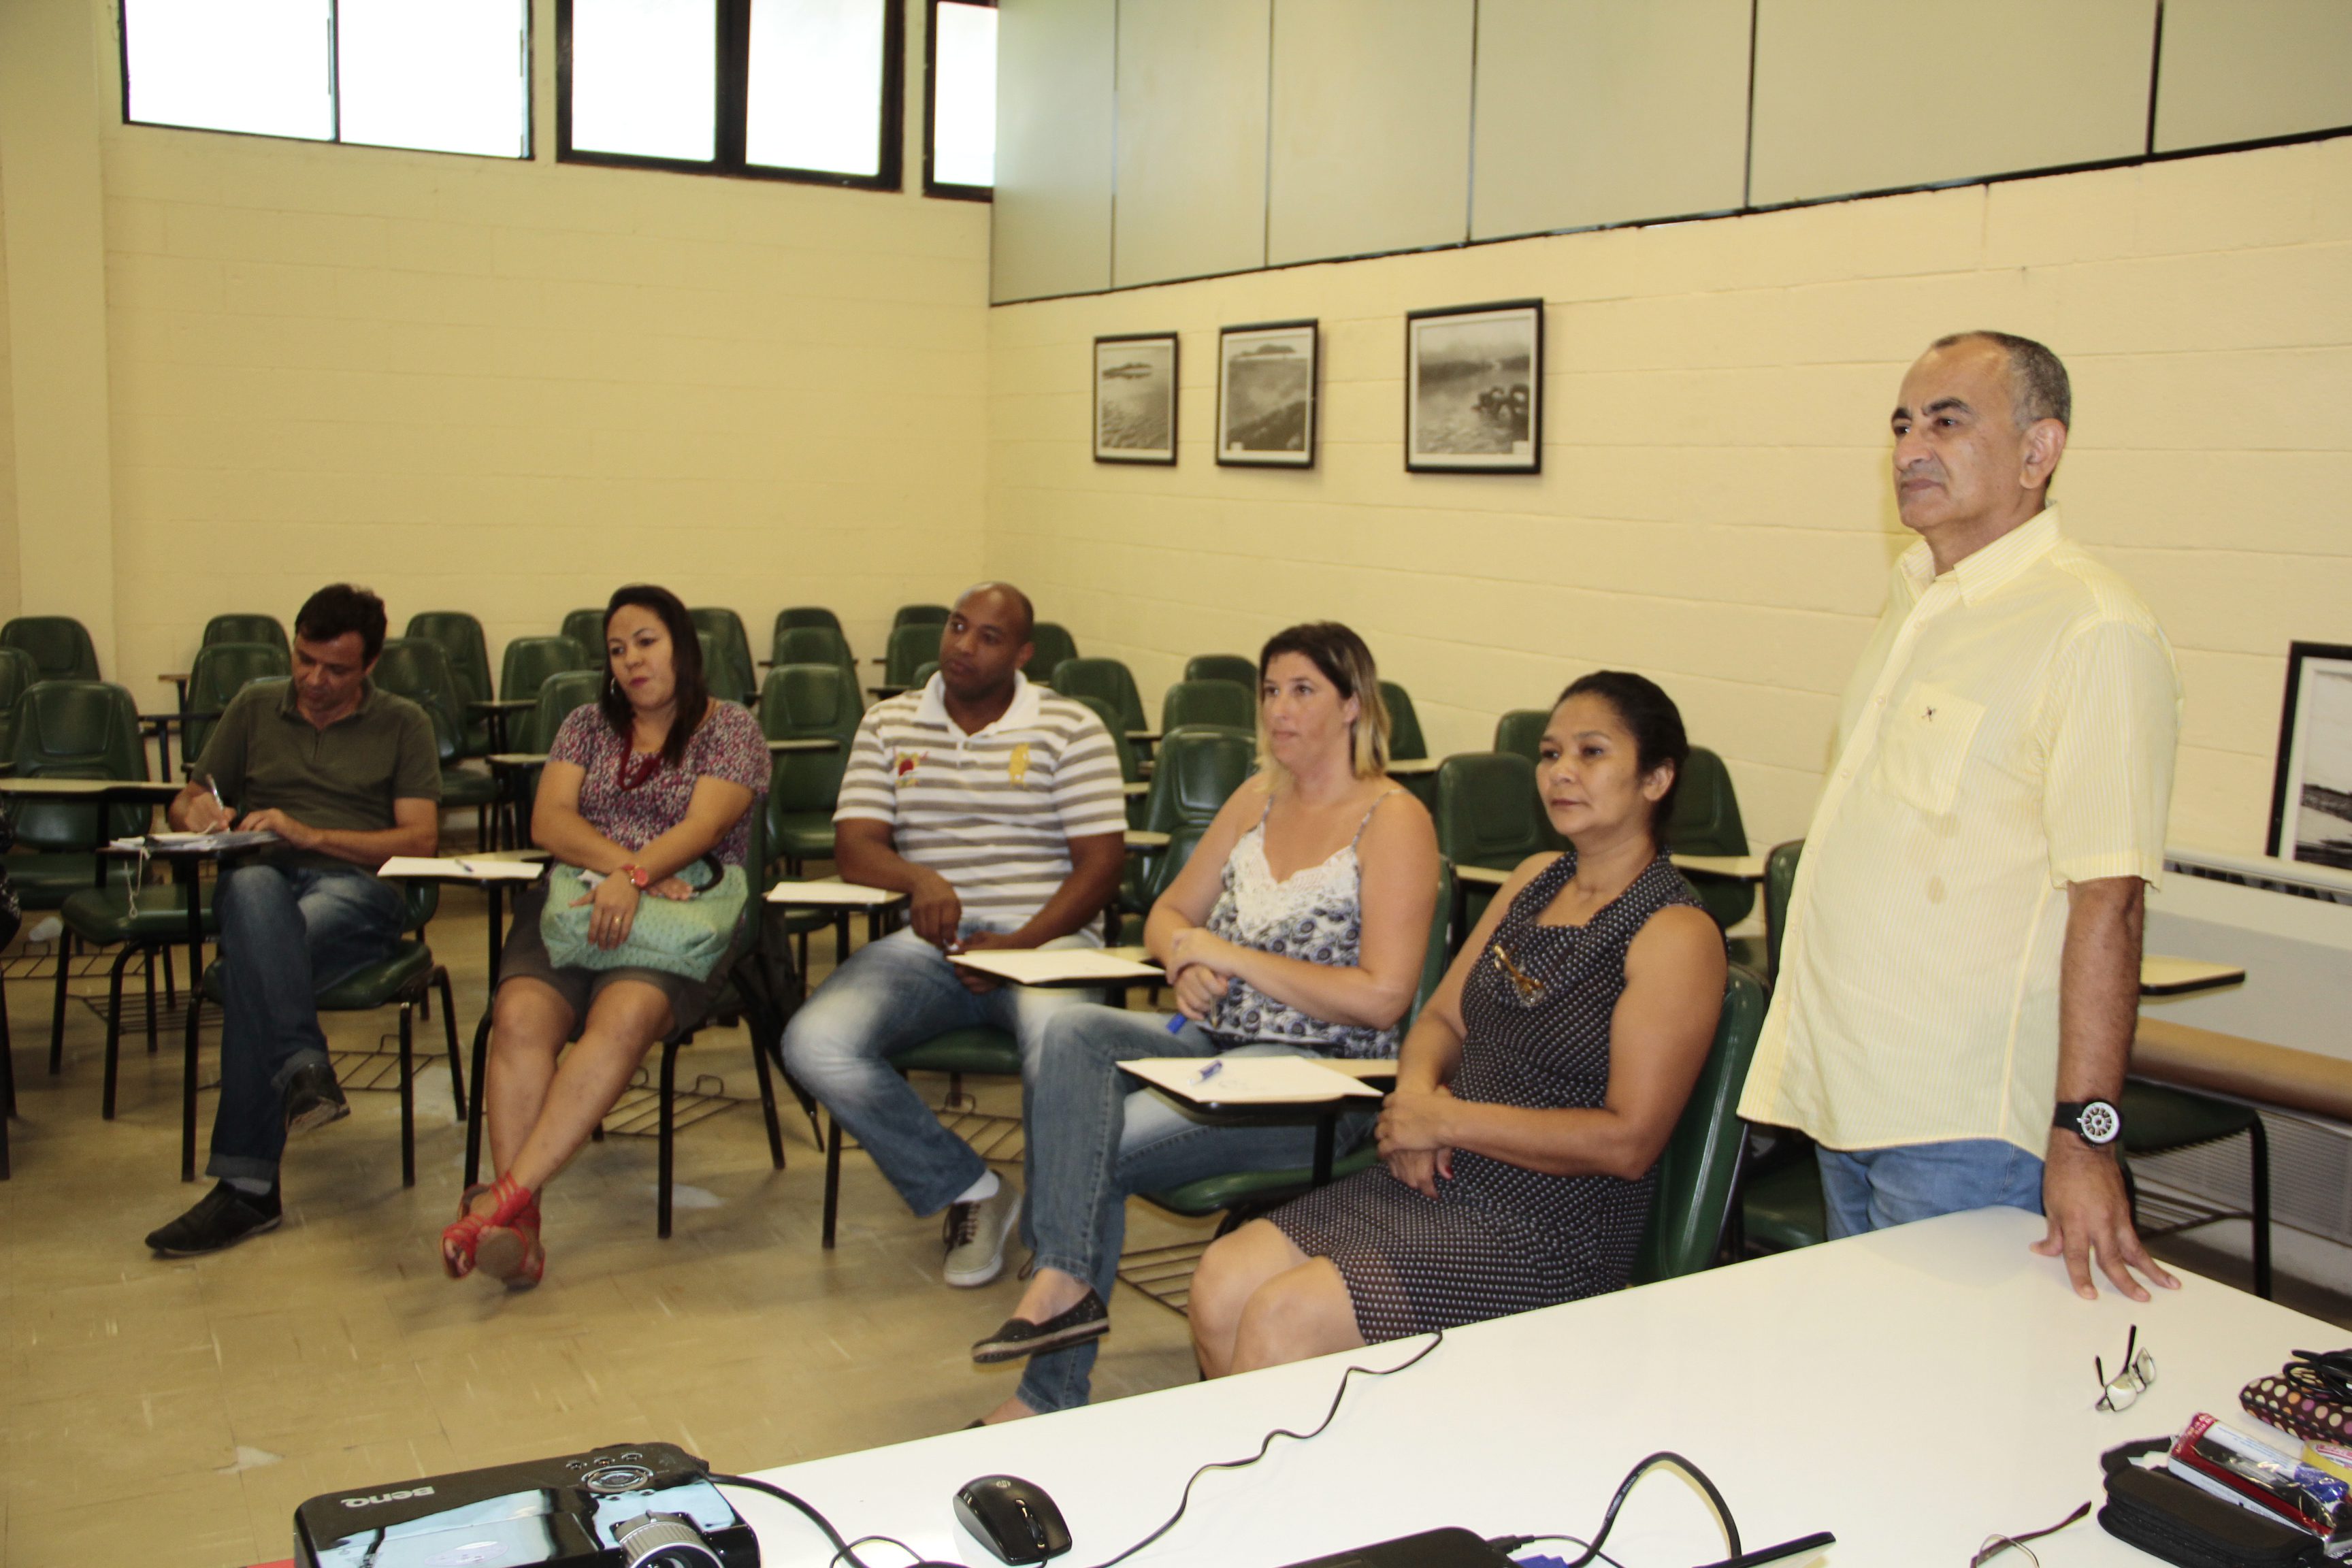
[1191,1059,1224,1085]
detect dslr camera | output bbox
[295,1441,758,1568]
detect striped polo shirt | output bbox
[834,672,1127,936]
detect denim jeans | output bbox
[1816,1138,2046,1239]
[777,923,1101,1218]
[1015,1002,1374,1415]
[206,864,408,1183]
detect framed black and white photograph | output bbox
[1216,319,1317,467]
[2267,641,2352,870]
[1093,332,1179,464]
[1405,299,1541,474]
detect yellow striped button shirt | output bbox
[1738,508,2182,1157]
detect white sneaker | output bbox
[941,1183,1021,1288]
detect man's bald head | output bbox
[956,581,1036,642]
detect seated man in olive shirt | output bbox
[145,584,442,1256]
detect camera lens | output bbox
[612,1512,724,1568]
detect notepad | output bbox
[764,880,905,907]
[1120,1055,1382,1106]
[377,855,545,881]
[947,949,1163,985]
[114,830,281,852]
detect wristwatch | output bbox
[2053,1099,2123,1146]
[619,864,652,891]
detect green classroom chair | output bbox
[1028,623,1079,682]
[1160,679,1254,734]
[1493,708,1548,764]
[1432,752,1560,947]
[561,608,606,657]
[1,617,101,682]
[892,604,951,630]
[1379,681,1427,760]
[179,644,290,770]
[0,646,43,759]
[758,662,862,747]
[1669,747,1755,938]
[773,625,861,694]
[403,612,493,756]
[1628,965,1770,1284]
[881,623,938,691]
[373,638,500,839]
[1053,657,1147,735]
[691,607,759,705]
[201,614,289,657]
[1185,654,1257,688]
[1068,694,1146,828]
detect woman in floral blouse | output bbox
[442,585,768,1288]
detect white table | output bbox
[730,1208,2334,1566]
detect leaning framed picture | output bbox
[1093,332,1179,464]
[1404,298,1542,474]
[1216,319,1317,467]
[2266,641,2352,870]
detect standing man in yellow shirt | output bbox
[1740,331,2184,1303]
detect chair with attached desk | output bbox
[0,646,39,759]
[691,608,760,705]
[1052,659,1148,738]
[766,738,849,879]
[201,614,288,657]
[774,626,862,698]
[1,617,101,683]
[495,668,604,846]
[463,811,792,1237]
[1160,679,1254,734]
[1433,751,1560,949]
[1378,682,1427,760]
[561,608,605,656]
[757,663,862,748]
[1493,708,1547,765]
[14,681,162,1074]
[775,606,844,640]
[1067,696,1146,829]
[892,604,950,630]
[499,636,593,715]
[1120,725,1256,941]
[1029,623,1079,685]
[374,639,502,847]
[879,623,938,695]
[178,644,291,772]
[403,612,495,756]
[193,882,461,1188]
[1186,654,1256,688]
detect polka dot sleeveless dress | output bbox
[1269,850,1703,1341]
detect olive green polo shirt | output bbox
[189,679,442,869]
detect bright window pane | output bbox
[570,0,717,162]
[745,0,887,176]
[931,1,996,187]
[338,0,528,158]
[123,0,333,142]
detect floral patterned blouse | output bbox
[546,700,770,865]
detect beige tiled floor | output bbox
[0,891,1211,1567]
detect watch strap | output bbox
[2054,1098,2123,1145]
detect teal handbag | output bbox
[540,857,749,980]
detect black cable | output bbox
[710,1473,959,1568]
[1489,1452,1742,1568]
[1080,1329,1449,1568]
[830,1533,931,1568]
[1486,1532,1626,1568]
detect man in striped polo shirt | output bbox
[781,583,1128,1286]
[1739,333,2183,1303]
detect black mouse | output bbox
[953,1473,1072,1565]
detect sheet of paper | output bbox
[377,856,545,881]
[947,948,1164,985]
[1120,1054,1382,1105]
[764,880,906,907]
[116,830,280,852]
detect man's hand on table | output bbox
[2031,1134,2180,1302]
[948,928,1029,994]
[235,808,318,849]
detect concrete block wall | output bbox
[983,136,2352,853]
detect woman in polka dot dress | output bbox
[1190,671,1727,1371]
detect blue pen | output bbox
[1191,1058,1224,1085]
[1164,1013,1188,1035]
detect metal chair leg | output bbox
[101,945,136,1120]
[180,980,201,1181]
[435,968,464,1119]
[397,1000,416,1189]
[749,1032,785,1171]
[144,945,160,1054]
[50,934,71,1074]
[657,1039,679,1239]
[463,1011,492,1188]
[822,1113,842,1248]
[2249,1114,2274,1301]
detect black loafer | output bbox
[972,1290,1109,1364]
[146,1182,282,1256]
[282,1061,348,1136]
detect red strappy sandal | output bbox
[476,1192,544,1291]
[442,1173,534,1280]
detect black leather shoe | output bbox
[282,1061,348,1136]
[145,1182,282,1256]
[972,1289,1109,1364]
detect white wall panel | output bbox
[2156,0,2352,152]
[1472,0,1750,241]
[1265,0,1473,267]
[1750,0,2156,207]
[992,0,1117,302]
[1113,0,1269,287]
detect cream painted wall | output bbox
[10,0,992,690]
[0,150,18,623]
[984,137,2352,857]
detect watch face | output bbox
[2078,1100,2121,1144]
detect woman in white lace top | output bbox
[966,622,1439,1423]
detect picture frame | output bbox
[1404,298,1542,474]
[1215,319,1318,468]
[1093,332,1179,464]
[2266,641,2352,870]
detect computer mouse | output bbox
[953,1473,1072,1565]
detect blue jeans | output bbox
[1816,1139,2045,1239]
[206,864,408,1183]
[1015,1003,1373,1415]
[777,924,1100,1218]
